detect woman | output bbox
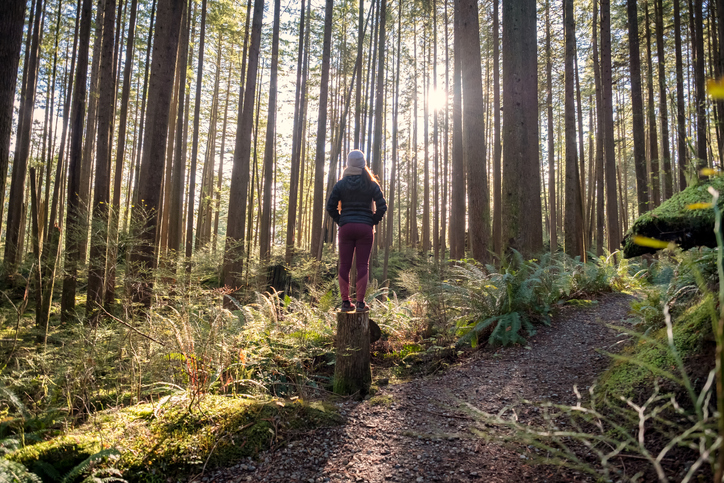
[326,149,387,312]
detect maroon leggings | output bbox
[338,223,374,302]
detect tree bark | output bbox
[627,0,650,215]
[167,0,189,254]
[129,0,184,306]
[654,0,672,200]
[564,0,583,258]
[501,0,542,257]
[601,0,620,253]
[310,0,334,261]
[334,311,371,398]
[61,0,94,320]
[285,0,307,265]
[673,0,687,190]
[4,0,44,272]
[545,0,556,252]
[222,0,264,300]
[259,0,281,264]
[0,0,27,247]
[458,0,490,264]
[450,5,464,259]
[87,0,117,317]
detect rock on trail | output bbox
[211,292,632,483]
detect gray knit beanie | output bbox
[343,150,366,176]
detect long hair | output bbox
[362,165,381,188]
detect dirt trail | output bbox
[213,292,633,483]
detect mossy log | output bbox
[334,311,371,398]
[622,178,724,258]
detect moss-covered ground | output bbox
[7,395,342,482]
[596,294,714,403]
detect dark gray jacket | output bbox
[326,175,387,227]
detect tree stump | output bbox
[334,311,371,397]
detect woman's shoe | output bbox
[340,300,354,312]
[355,301,370,312]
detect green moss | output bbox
[6,396,342,481]
[367,395,393,407]
[622,177,724,258]
[8,434,101,480]
[596,296,713,401]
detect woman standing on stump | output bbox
[326,150,387,313]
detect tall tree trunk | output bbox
[61,0,94,320]
[458,0,490,264]
[654,0,672,200]
[564,0,583,258]
[222,0,263,299]
[0,0,27,247]
[185,0,207,257]
[383,0,401,281]
[692,0,707,168]
[167,0,189,254]
[105,0,138,306]
[450,3,464,259]
[644,0,660,206]
[501,0,542,257]
[78,0,106,265]
[310,0,334,261]
[674,0,688,190]
[4,0,44,272]
[259,0,281,264]
[628,0,650,215]
[601,0,620,252]
[354,0,363,148]
[545,0,556,252]
[285,0,306,264]
[129,0,184,306]
[87,0,117,318]
[492,0,502,258]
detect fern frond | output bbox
[61,448,121,483]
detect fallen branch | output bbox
[99,306,165,346]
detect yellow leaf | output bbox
[700,168,721,176]
[686,202,713,210]
[632,235,672,249]
[707,77,724,99]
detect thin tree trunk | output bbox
[654,0,672,200]
[628,0,650,214]
[285,0,307,264]
[601,0,620,252]
[222,0,263,299]
[4,0,44,272]
[450,3,464,259]
[674,0,688,190]
[167,0,189,254]
[310,0,334,261]
[129,0,184,306]
[61,0,94,320]
[546,0,556,252]
[644,0,660,206]
[564,0,583,258]
[0,0,28,245]
[259,0,281,264]
[458,0,490,264]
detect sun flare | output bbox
[427,88,448,111]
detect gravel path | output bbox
[211,292,633,483]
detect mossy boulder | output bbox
[622,177,724,258]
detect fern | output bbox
[0,458,42,483]
[61,448,122,483]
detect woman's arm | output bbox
[326,182,342,224]
[371,184,387,225]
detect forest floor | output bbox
[210,292,634,483]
